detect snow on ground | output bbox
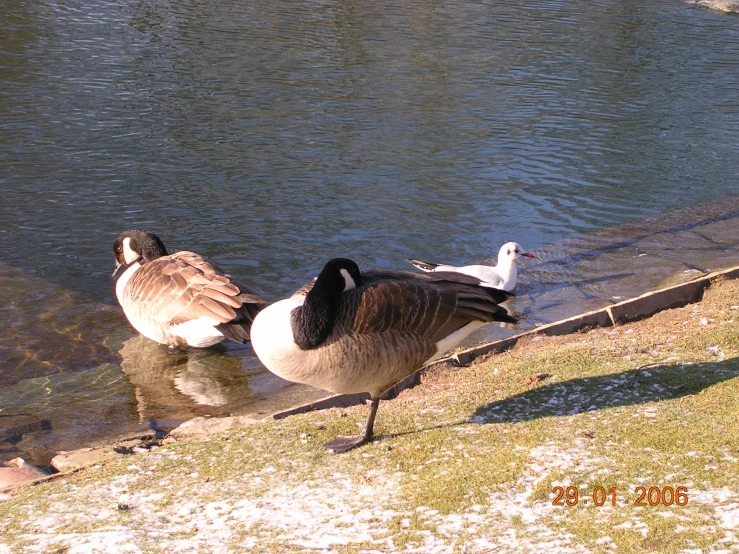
[4,437,739,553]
[9,462,407,553]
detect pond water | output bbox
[1,0,738,467]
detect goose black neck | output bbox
[291,269,343,350]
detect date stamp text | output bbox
[552,486,688,507]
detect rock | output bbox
[696,0,739,12]
[0,458,49,490]
[164,415,260,442]
[0,419,52,444]
[50,436,155,473]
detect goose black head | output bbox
[324,257,362,293]
[292,257,362,350]
[112,230,168,279]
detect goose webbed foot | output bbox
[324,433,370,453]
[324,395,380,454]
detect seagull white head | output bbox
[498,242,535,263]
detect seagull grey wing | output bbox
[481,270,505,289]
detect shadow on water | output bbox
[470,359,739,425]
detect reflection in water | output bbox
[117,335,330,425]
[119,336,253,422]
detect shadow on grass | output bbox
[470,358,739,424]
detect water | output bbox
[1,0,739,466]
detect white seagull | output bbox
[406,241,535,292]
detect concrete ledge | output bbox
[607,280,707,325]
[436,265,739,369]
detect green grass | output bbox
[1,280,738,553]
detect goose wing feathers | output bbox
[337,269,514,342]
[288,269,515,396]
[124,251,265,326]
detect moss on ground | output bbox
[1,279,738,553]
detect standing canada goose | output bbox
[250,257,517,453]
[406,241,535,292]
[112,230,267,348]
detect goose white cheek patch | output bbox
[122,237,139,264]
[340,269,357,291]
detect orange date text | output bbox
[552,486,688,507]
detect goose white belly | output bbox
[251,295,487,397]
[170,318,225,347]
[250,295,308,381]
[426,320,487,364]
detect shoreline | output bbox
[1,265,738,552]
[4,262,739,489]
[4,197,739,470]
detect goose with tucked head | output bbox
[407,241,535,292]
[112,230,267,348]
[250,257,516,453]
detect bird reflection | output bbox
[118,336,253,423]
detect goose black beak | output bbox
[112,261,124,280]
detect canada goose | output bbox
[406,241,535,292]
[112,230,267,348]
[250,257,516,453]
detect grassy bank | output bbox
[1,279,738,553]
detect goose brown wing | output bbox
[336,269,515,343]
[125,252,266,328]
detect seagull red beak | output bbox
[522,252,536,259]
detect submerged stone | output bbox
[165,415,261,442]
[696,0,739,12]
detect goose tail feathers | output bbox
[481,286,515,304]
[406,259,440,272]
[216,291,268,343]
